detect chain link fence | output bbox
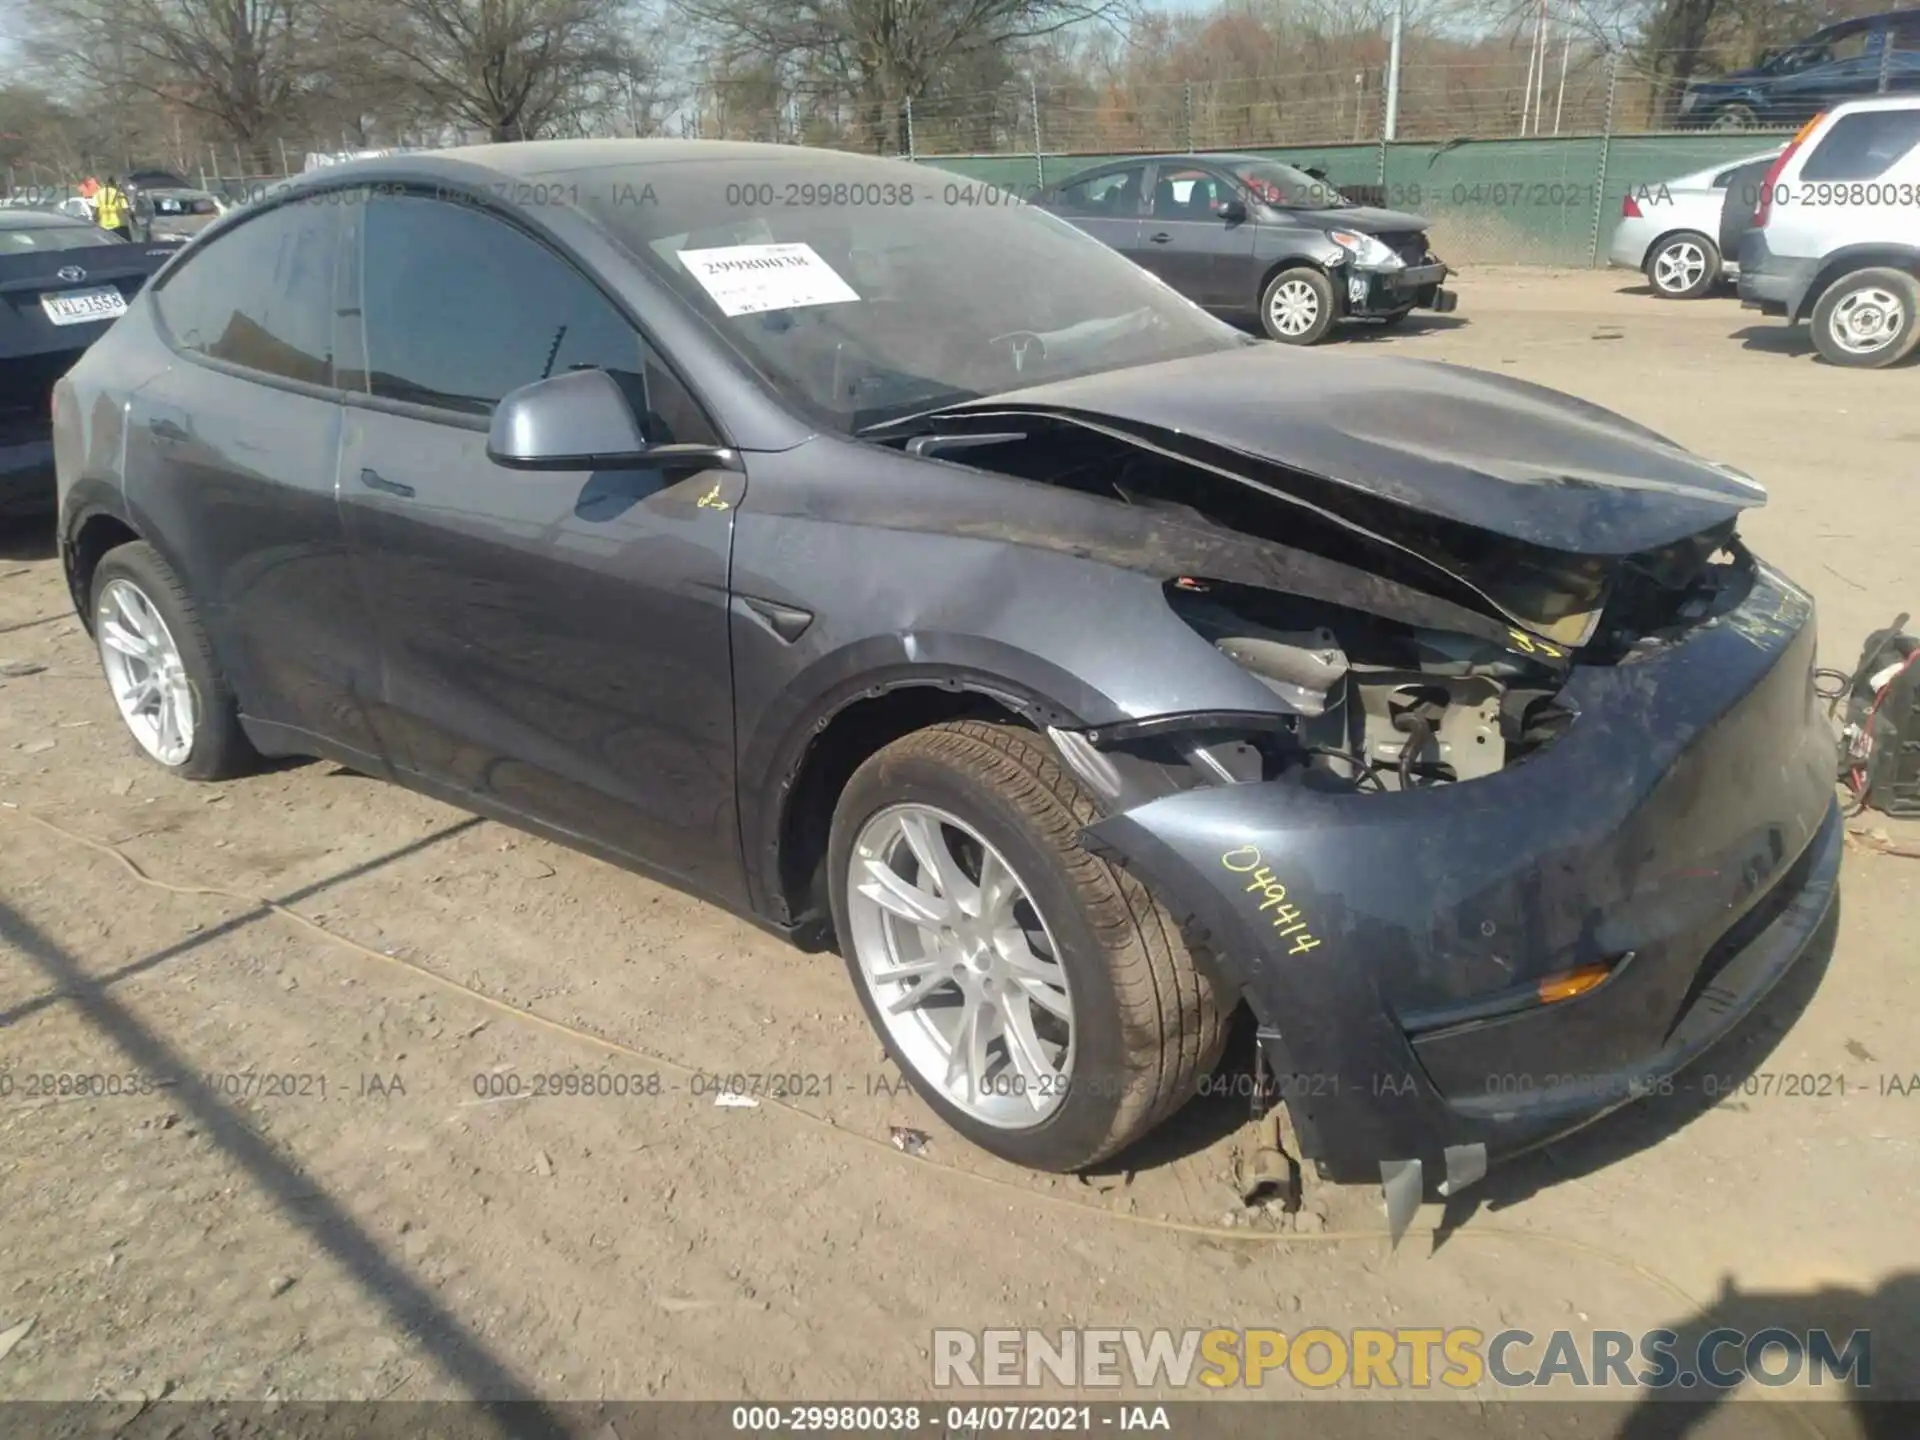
[4,43,1864,265]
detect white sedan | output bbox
[1607,148,1780,299]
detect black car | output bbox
[1032,152,1455,344]
[53,141,1838,1231]
[1,211,181,517]
[1679,9,1920,129]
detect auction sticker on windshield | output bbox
[677,242,859,317]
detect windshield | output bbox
[561,157,1249,431]
[0,223,125,253]
[1228,160,1349,211]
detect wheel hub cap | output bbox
[97,577,197,767]
[846,803,1075,1127]
[1655,243,1706,291]
[1271,281,1318,334]
[1833,289,1902,353]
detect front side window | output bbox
[1800,110,1920,180]
[1227,160,1347,211]
[152,198,337,386]
[351,192,715,444]
[1151,168,1233,219]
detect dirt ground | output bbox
[1,267,1917,1435]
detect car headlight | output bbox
[1330,230,1403,271]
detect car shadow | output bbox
[1225,313,1470,345]
[1612,1271,1920,1433]
[0,512,57,561]
[1732,322,1815,358]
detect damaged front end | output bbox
[871,375,1841,1237]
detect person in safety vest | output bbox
[95,177,131,238]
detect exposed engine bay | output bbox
[884,411,1757,796]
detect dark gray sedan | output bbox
[51,142,1837,1226]
[1033,152,1456,344]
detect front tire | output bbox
[828,720,1230,1171]
[1259,267,1337,345]
[1809,268,1920,369]
[1645,231,1720,299]
[91,541,257,780]
[1708,102,1758,131]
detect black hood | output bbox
[946,343,1764,558]
[1285,204,1431,234]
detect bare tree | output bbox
[678,0,1123,152]
[19,0,314,167]
[318,0,647,142]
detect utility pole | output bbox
[1383,0,1403,141]
[1554,29,1572,134]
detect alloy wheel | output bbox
[845,803,1075,1127]
[1652,241,1708,294]
[96,577,196,766]
[1828,287,1905,357]
[1268,278,1321,337]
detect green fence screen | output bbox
[914,132,1785,267]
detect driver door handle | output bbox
[359,468,415,499]
[1149,232,1173,243]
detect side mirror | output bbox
[1218,198,1249,223]
[486,368,737,472]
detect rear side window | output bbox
[1053,167,1147,217]
[1800,110,1920,181]
[349,192,717,443]
[152,199,339,387]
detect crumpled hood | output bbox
[950,343,1765,558]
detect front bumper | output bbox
[1348,261,1455,317]
[1086,562,1838,1193]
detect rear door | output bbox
[128,195,391,767]
[1140,163,1257,310]
[1043,164,1150,266]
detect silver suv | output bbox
[1739,96,1920,366]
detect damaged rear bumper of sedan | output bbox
[1067,564,1840,1239]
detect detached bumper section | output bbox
[1085,566,1839,1204]
[1347,260,1456,317]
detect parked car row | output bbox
[1610,95,1920,368]
[37,140,1843,1236]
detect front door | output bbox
[334,189,747,904]
[1141,164,1258,310]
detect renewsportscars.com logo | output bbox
[932,1327,1871,1391]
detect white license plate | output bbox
[40,287,127,326]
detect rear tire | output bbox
[1645,231,1720,299]
[1259,267,1338,345]
[90,541,258,781]
[1809,268,1920,369]
[828,720,1231,1172]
